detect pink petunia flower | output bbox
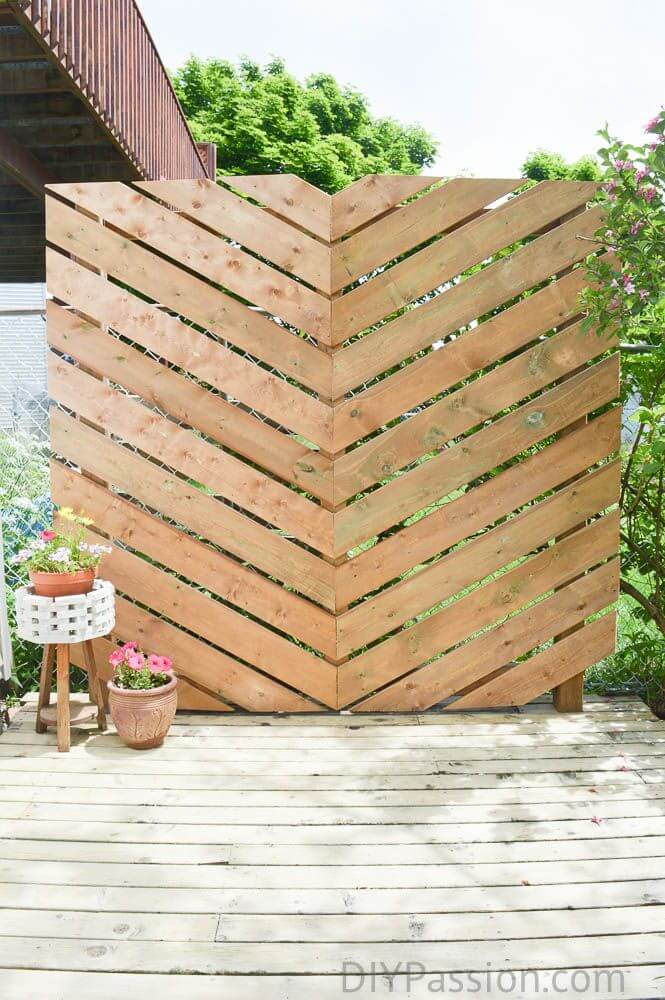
[158,656,174,672]
[41,529,56,541]
[147,654,163,674]
[122,641,138,652]
[108,649,124,667]
[127,652,146,670]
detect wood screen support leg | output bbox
[35,644,55,734]
[56,643,70,752]
[554,672,584,713]
[553,399,588,714]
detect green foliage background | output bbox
[172,56,438,191]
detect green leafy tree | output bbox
[522,149,602,182]
[172,57,437,192]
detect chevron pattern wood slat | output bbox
[45,175,620,713]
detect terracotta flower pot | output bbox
[107,675,178,749]
[29,567,96,598]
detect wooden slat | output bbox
[219,173,331,241]
[337,409,620,607]
[338,512,619,706]
[48,356,335,556]
[334,320,615,502]
[2,966,657,1000]
[52,463,336,658]
[1,904,664,944]
[138,179,331,293]
[332,181,598,340]
[51,182,332,342]
[113,597,323,713]
[0,930,664,975]
[45,199,332,402]
[332,202,606,396]
[331,173,440,240]
[94,537,337,707]
[331,177,520,291]
[48,301,333,503]
[50,410,336,610]
[332,263,594,452]
[338,461,619,656]
[356,561,619,711]
[7,849,665,887]
[0,874,663,913]
[451,613,617,710]
[333,355,619,556]
[46,251,333,450]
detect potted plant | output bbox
[107,643,178,749]
[11,506,112,597]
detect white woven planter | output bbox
[15,580,115,645]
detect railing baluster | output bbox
[20,0,207,179]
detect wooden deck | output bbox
[1,697,665,998]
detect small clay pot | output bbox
[30,568,96,598]
[107,675,178,749]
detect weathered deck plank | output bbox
[1,697,664,998]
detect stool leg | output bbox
[84,640,107,732]
[36,645,55,734]
[56,643,70,753]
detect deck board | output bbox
[1,697,665,998]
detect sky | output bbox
[139,0,664,178]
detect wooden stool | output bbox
[15,580,115,753]
[35,641,107,752]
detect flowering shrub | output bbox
[580,108,665,705]
[10,507,111,574]
[582,109,664,360]
[109,642,174,690]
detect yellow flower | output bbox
[77,515,95,527]
[58,506,76,521]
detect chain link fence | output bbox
[0,351,52,699]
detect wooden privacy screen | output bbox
[45,175,620,713]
